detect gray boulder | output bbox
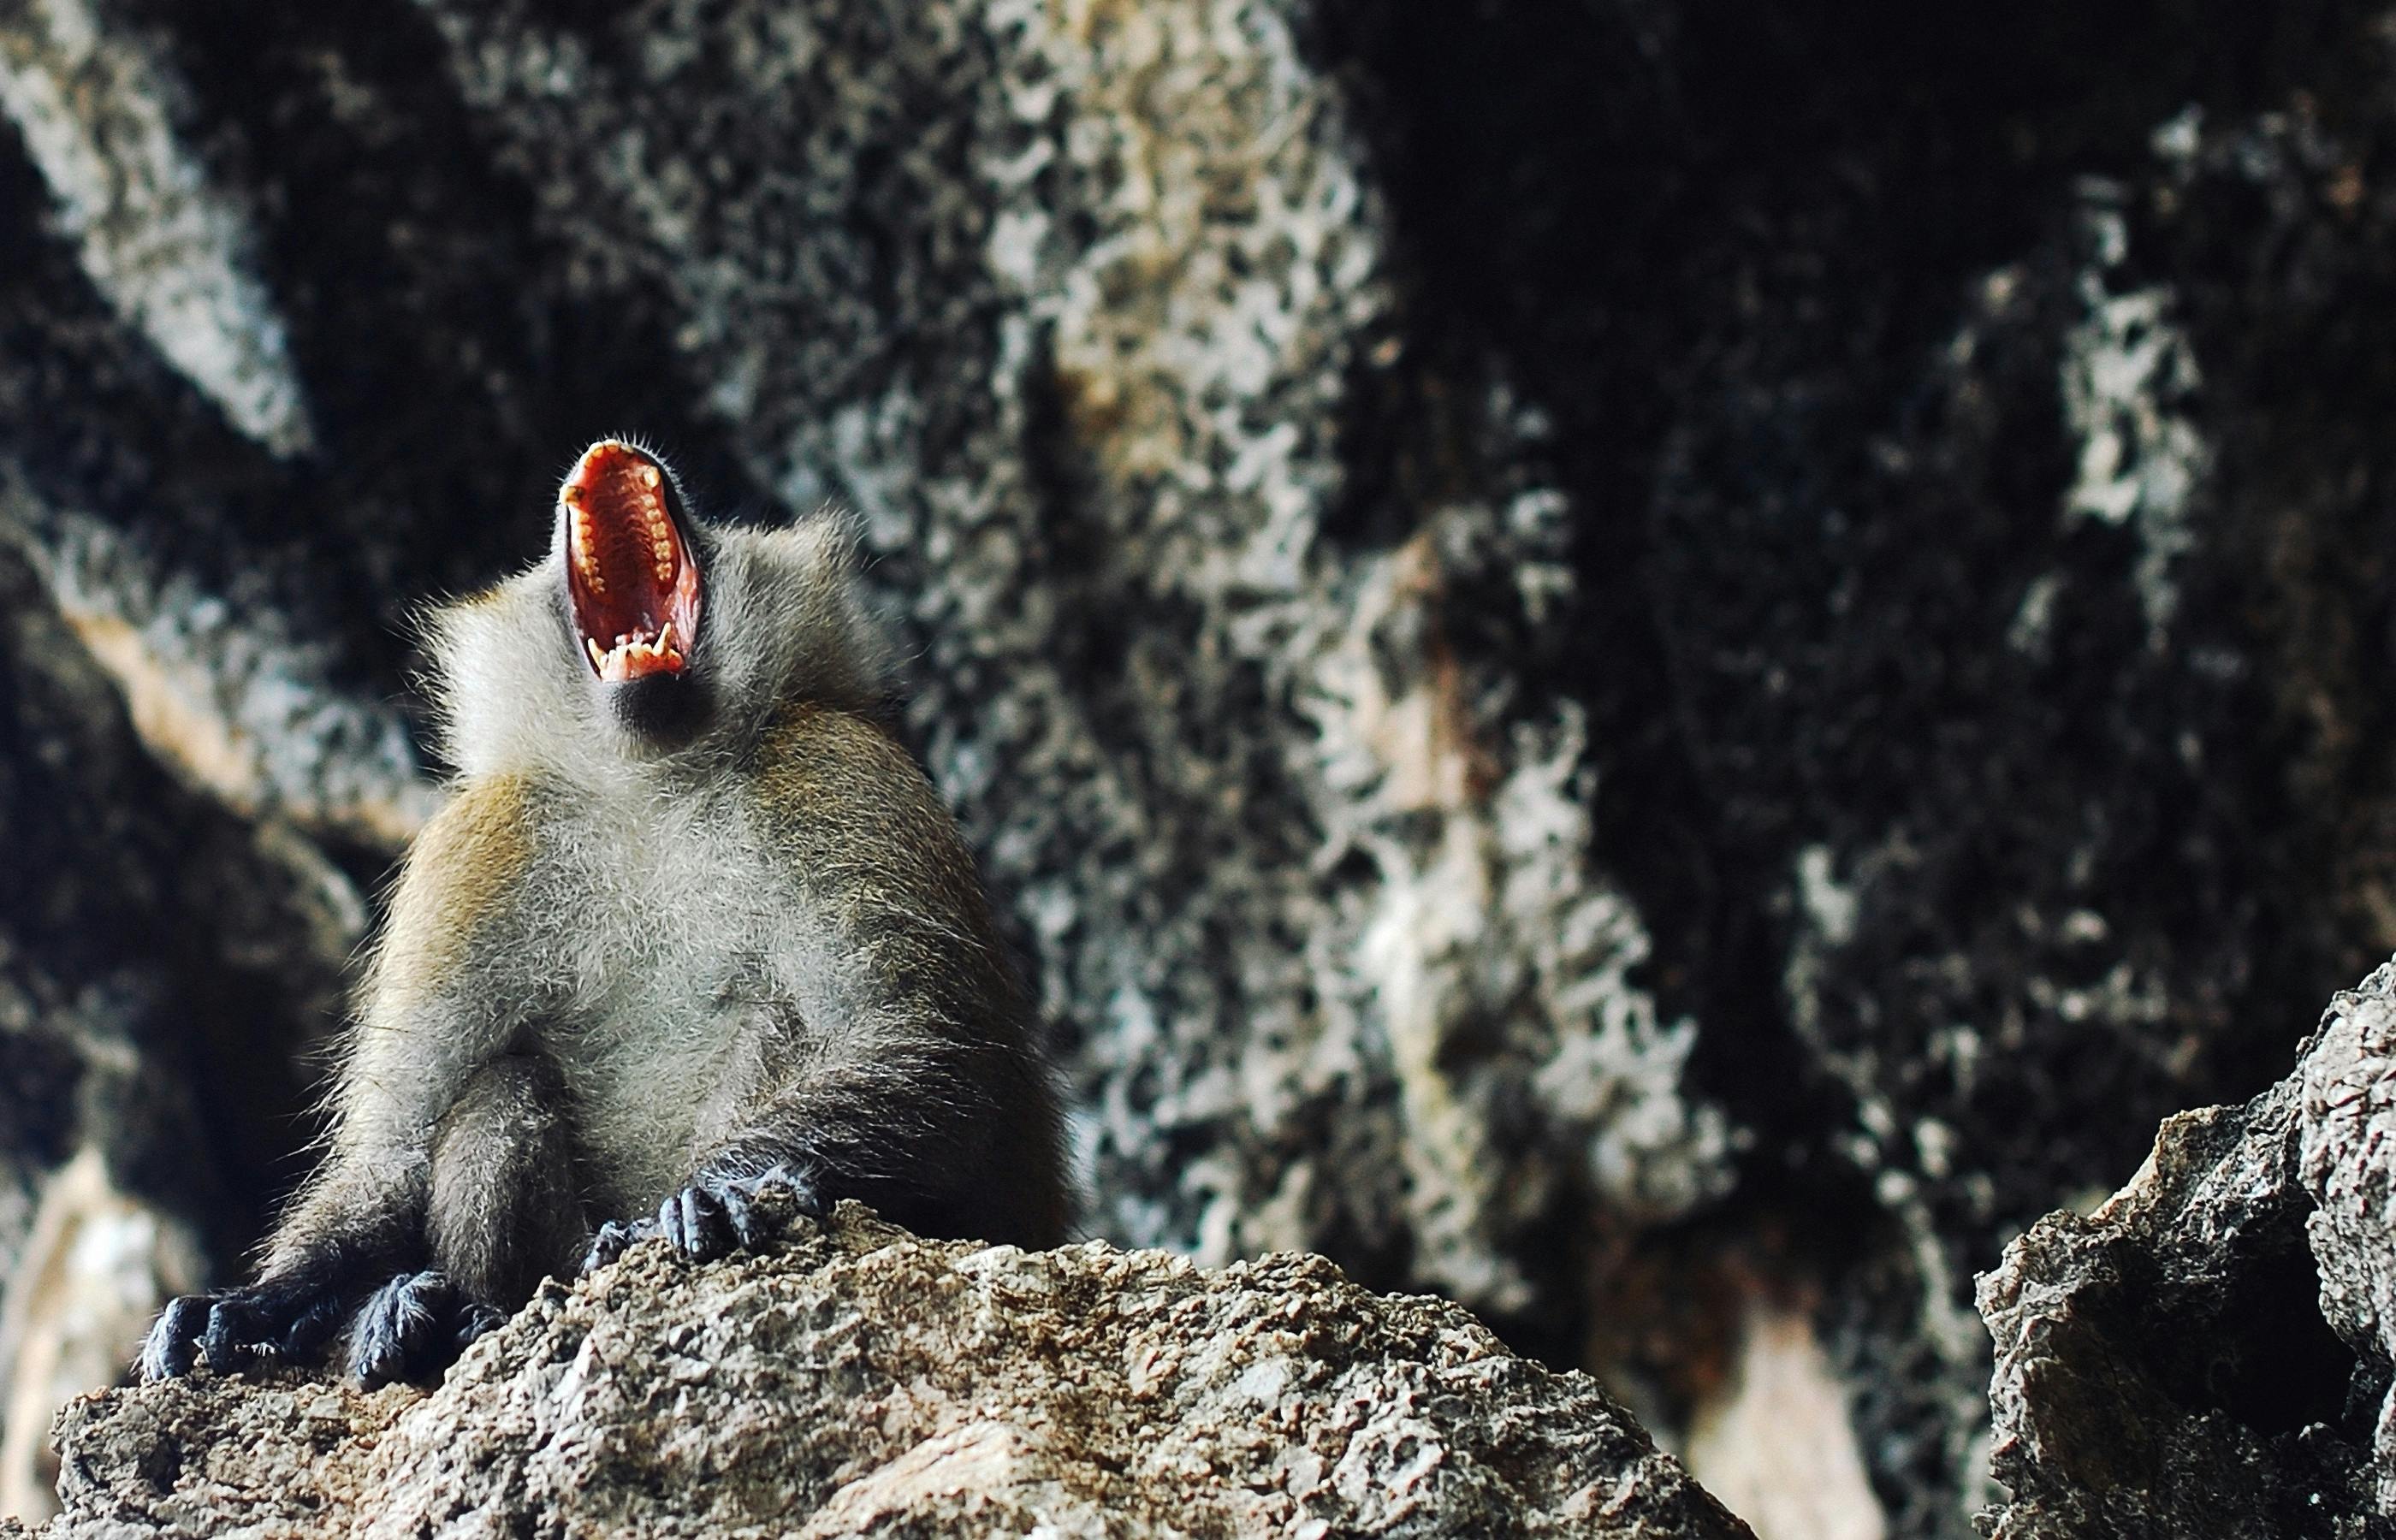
[12,1204,1750,1539]
[1978,959,2396,1537]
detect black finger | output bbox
[280,1288,351,1357]
[139,1296,210,1382]
[454,1300,506,1352]
[349,1271,453,1389]
[782,1169,830,1222]
[200,1294,265,1372]
[581,1218,636,1275]
[719,1183,766,1251]
[663,1185,735,1262]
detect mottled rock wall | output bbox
[5,0,2396,1535]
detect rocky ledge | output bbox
[1977,960,2396,1538]
[2,1204,1749,1538]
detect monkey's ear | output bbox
[711,509,900,716]
[786,504,871,572]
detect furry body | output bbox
[142,459,1067,1385]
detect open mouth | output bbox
[560,440,702,683]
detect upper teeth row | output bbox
[561,475,676,590]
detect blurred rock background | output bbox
[1,1,2393,1535]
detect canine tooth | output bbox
[561,484,584,506]
[638,465,661,489]
[586,637,604,670]
[657,621,674,651]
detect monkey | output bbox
[139,439,1070,1389]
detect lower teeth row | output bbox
[584,620,681,674]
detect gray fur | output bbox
[143,497,1067,1385]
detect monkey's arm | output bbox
[141,776,544,1380]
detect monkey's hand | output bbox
[347,1270,505,1389]
[580,1164,827,1274]
[138,1276,351,1383]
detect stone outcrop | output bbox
[5,1204,1752,1539]
[1978,960,2396,1537]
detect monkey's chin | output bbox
[604,668,713,748]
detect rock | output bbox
[1977,958,2396,1537]
[22,1204,1751,1539]
[0,1151,199,1525]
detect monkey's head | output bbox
[427,439,896,779]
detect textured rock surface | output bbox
[14,1,2396,1535]
[1977,959,2396,1537]
[13,1204,1752,1538]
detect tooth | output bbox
[638,465,661,489]
[561,484,584,506]
[657,621,674,651]
[586,637,604,670]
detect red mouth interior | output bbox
[561,441,702,683]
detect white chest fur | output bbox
[531,774,795,1208]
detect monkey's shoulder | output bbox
[748,706,986,890]
[369,775,543,1020]
[377,774,542,971]
[750,703,922,794]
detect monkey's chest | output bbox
[537,805,796,1206]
